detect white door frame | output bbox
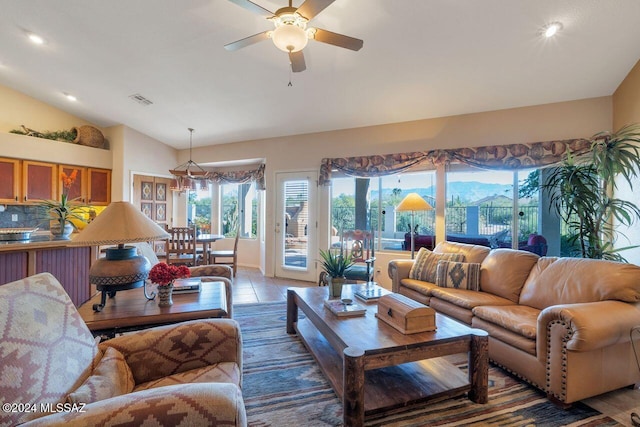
[274,170,318,282]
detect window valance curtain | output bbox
[209,164,265,190]
[319,138,591,185]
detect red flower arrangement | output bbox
[148,262,190,286]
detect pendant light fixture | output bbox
[169,128,210,192]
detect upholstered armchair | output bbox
[0,273,246,427]
[190,264,235,318]
[134,242,235,318]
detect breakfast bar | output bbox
[0,231,95,306]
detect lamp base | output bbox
[90,246,150,312]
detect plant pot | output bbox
[157,283,174,307]
[328,276,345,299]
[50,222,74,240]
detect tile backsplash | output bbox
[0,205,50,229]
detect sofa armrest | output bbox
[100,318,242,385]
[537,300,640,360]
[22,383,246,427]
[388,259,415,293]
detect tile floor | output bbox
[232,266,315,304]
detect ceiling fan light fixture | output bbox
[225,0,363,71]
[272,24,308,52]
[270,11,308,53]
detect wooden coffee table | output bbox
[79,281,228,338]
[286,285,488,426]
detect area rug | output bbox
[234,302,621,427]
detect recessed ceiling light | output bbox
[28,33,45,45]
[541,22,563,38]
[64,93,77,102]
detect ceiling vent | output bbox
[128,93,153,106]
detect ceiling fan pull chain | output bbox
[288,67,293,87]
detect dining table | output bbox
[197,233,225,265]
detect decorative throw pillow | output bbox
[436,260,481,291]
[409,248,466,283]
[66,346,135,404]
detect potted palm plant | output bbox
[38,169,87,239]
[542,124,640,261]
[319,249,354,299]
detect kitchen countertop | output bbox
[0,231,86,251]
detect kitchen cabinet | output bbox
[87,168,111,205]
[0,238,93,307]
[58,166,111,205]
[0,157,20,203]
[58,165,87,201]
[23,160,57,202]
[1,158,110,205]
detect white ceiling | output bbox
[1,0,639,149]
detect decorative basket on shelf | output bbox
[72,125,105,148]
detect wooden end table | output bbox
[79,280,228,338]
[286,285,488,427]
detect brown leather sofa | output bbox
[388,241,640,405]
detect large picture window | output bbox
[330,171,436,252]
[220,181,258,238]
[445,166,542,251]
[188,183,212,234]
[329,166,551,256]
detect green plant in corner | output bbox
[542,124,640,261]
[319,249,354,278]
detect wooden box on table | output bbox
[376,293,436,334]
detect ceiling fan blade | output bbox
[311,28,363,51]
[289,51,306,73]
[224,31,270,51]
[296,0,335,21]
[227,0,274,18]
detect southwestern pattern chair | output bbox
[342,229,376,283]
[0,273,246,427]
[134,242,236,318]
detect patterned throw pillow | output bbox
[409,248,466,283]
[436,260,481,291]
[67,346,135,404]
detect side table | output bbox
[78,280,228,338]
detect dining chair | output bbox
[209,232,239,277]
[152,222,169,262]
[165,226,198,266]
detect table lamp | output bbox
[396,193,434,259]
[70,201,170,311]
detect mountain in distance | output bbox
[372,181,513,204]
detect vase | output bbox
[157,283,174,307]
[328,276,345,299]
[72,125,105,148]
[50,222,74,240]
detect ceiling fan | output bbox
[224,0,363,72]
